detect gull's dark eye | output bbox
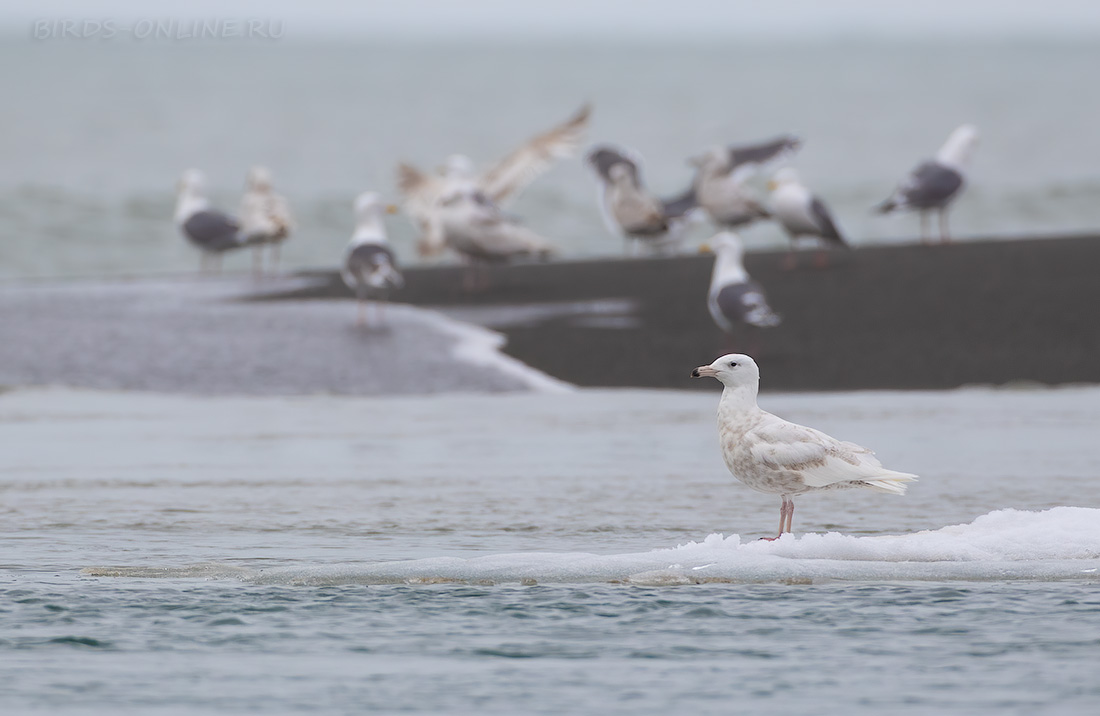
[729,361,739,367]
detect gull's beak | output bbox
[691,365,718,378]
[698,243,712,254]
[766,180,778,191]
[385,204,399,214]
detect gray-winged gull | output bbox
[174,169,245,273]
[341,192,404,327]
[427,183,552,290]
[691,354,917,539]
[768,167,849,268]
[703,233,781,354]
[586,145,697,255]
[875,124,978,244]
[396,104,590,256]
[239,166,294,276]
[689,135,801,229]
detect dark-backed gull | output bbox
[704,233,781,354]
[768,168,848,268]
[341,192,404,326]
[875,124,978,244]
[174,169,245,273]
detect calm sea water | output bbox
[4,38,1100,279]
[3,386,1099,714]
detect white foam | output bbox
[83,508,1100,586]
[410,308,574,393]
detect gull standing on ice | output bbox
[691,354,916,539]
[586,145,697,255]
[703,233,781,353]
[239,166,294,276]
[397,104,591,257]
[689,135,801,230]
[768,168,849,269]
[174,169,245,273]
[341,192,403,327]
[875,124,979,244]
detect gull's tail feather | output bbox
[862,471,918,495]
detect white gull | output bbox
[692,353,916,539]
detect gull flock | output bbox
[172,105,978,333]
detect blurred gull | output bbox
[427,184,553,291]
[174,169,245,273]
[239,166,294,276]
[341,192,404,327]
[875,124,979,244]
[703,233,781,353]
[586,145,697,255]
[768,168,849,269]
[396,103,591,257]
[691,354,917,539]
[689,135,801,230]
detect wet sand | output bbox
[0,277,560,395]
[275,234,1100,391]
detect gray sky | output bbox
[7,0,1100,39]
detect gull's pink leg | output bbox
[357,300,366,328]
[785,498,795,534]
[760,496,791,541]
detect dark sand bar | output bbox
[273,234,1100,392]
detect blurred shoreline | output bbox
[269,232,1100,392]
[2,232,1097,395]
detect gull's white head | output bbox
[708,231,744,259]
[175,169,210,222]
[246,165,273,191]
[769,167,801,191]
[354,191,399,220]
[442,154,476,179]
[178,169,206,195]
[691,353,760,389]
[936,124,979,170]
[355,191,383,218]
[689,146,726,170]
[608,162,634,186]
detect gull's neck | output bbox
[935,135,974,172]
[712,248,749,286]
[174,190,209,223]
[717,382,760,420]
[351,213,387,245]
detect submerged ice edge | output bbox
[81,507,1100,586]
